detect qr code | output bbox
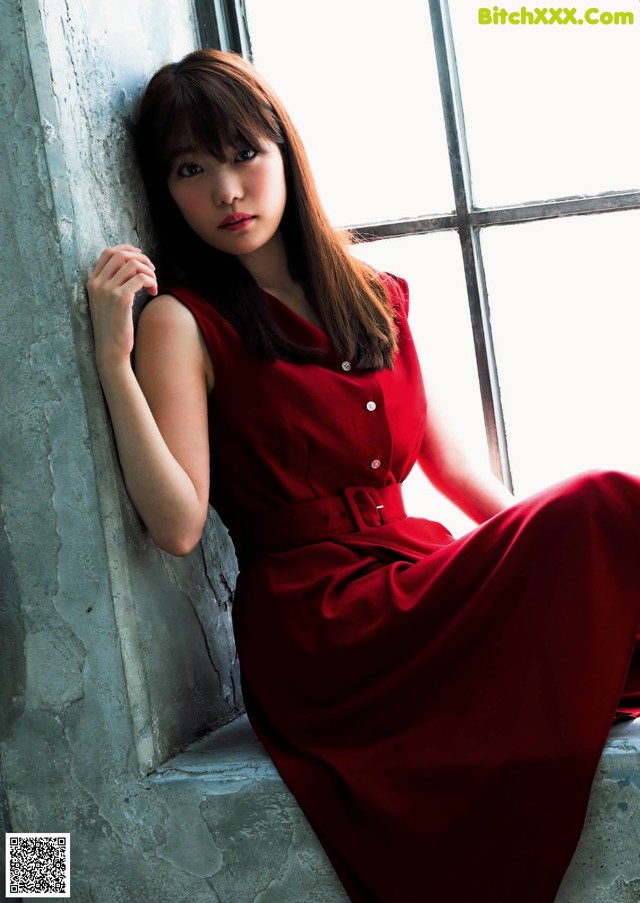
[5,833,70,898]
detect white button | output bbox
[341,361,352,371]
[370,459,381,469]
[366,401,377,412]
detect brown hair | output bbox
[135,49,398,370]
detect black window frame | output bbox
[200,0,640,493]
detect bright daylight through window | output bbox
[244,0,640,531]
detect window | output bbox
[217,0,640,527]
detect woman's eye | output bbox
[235,148,258,163]
[176,162,202,178]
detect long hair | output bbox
[135,49,398,370]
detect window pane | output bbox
[352,233,486,535]
[482,210,640,496]
[449,2,640,206]
[245,0,454,226]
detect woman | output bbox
[87,49,640,902]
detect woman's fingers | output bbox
[118,270,158,299]
[90,244,154,280]
[87,245,158,368]
[88,246,158,299]
[90,244,141,279]
[99,257,157,294]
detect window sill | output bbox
[148,714,640,901]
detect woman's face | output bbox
[166,138,287,264]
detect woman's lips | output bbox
[219,213,255,232]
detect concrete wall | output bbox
[0,0,242,894]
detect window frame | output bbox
[201,0,640,493]
[196,0,251,56]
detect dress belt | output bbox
[242,483,407,558]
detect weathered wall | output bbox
[0,0,243,894]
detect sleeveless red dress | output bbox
[167,275,640,903]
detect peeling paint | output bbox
[42,116,56,143]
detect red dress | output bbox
[167,275,640,903]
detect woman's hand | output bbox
[87,244,158,372]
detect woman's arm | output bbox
[87,245,213,556]
[417,378,515,524]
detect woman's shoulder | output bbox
[143,284,248,381]
[149,284,237,340]
[135,292,215,390]
[155,283,224,321]
[137,292,208,337]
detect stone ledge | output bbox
[150,714,278,788]
[149,715,640,902]
[148,715,348,901]
[558,718,640,902]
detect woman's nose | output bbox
[213,169,244,206]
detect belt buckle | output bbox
[343,486,385,531]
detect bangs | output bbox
[154,74,283,175]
